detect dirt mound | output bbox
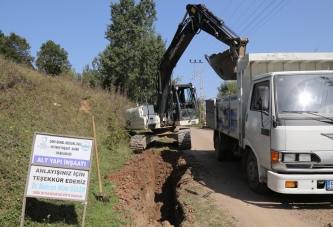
[105,149,186,227]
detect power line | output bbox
[172,0,290,98]
[178,0,252,73]
[247,0,291,37]
[244,0,286,37]
[235,0,266,32]
[225,0,245,22]
[203,0,266,56]
[240,0,276,35]
[221,0,233,17]
[178,1,235,70]
[229,0,257,28]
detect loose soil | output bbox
[105,128,333,227]
[105,147,184,227]
[105,141,234,227]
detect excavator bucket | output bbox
[206,38,248,80]
[205,49,237,80]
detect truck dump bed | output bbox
[208,52,333,81]
[206,52,333,140]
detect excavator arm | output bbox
[157,4,248,121]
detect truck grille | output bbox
[286,164,333,169]
[286,164,312,168]
[312,164,333,168]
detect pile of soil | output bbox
[105,148,193,227]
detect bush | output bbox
[106,112,129,151]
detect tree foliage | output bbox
[36,40,71,76]
[0,30,4,42]
[81,62,102,87]
[0,31,34,67]
[217,81,237,98]
[97,0,165,102]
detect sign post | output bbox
[20,132,94,227]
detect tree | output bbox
[0,30,4,42]
[172,74,182,85]
[81,63,101,87]
[97,0,165,101]
[0,31,34,67]
[0,30,4,51]
[36,40,71,76]
[217,81,237,98]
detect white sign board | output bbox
[26,166,89,201]
[32,134,93,169]
[21,132,94,227]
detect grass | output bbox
[0,56,134,226]
[179,184,235,227]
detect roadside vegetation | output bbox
[0,0,224,226]
[0,56,133,226]
[217,80,237,98]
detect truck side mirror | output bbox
[256,86,269,110]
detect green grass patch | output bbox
[180,185,234,227]
[0,56,133,226]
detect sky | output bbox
[1,0,333,99]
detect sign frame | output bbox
[20,132,94,227]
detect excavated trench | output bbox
[105,147,192,227]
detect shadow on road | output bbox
[182,149,333,211]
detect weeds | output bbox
[0,56,133,226]
[106,112,129,151]
[180,186,234,227]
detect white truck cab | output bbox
[206,53,333,194]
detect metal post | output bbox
[20,197,27,227]
[82,202,87,227]
[190,59,205,120]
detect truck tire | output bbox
[214,133,226,161]
[246,151,268,194]
[214,133,233,161]
[214,133,234,161]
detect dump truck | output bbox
[206,52,333,194]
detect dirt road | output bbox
[186,127,333,227]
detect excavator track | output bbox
[130,135,146,152]
[178,128,191,150]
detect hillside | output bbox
[0,56,134,226]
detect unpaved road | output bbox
[186,127,333,227]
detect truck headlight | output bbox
[299,154,311,162]
[284,153,296,162]
[281,153,318,163]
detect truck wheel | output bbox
[214,134,226,161]
[246,151,268,194]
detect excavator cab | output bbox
[172,83,198,126]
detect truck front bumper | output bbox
[268,171,333,194]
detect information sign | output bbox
[21,132,94,227]
[26,166,89,201]
[32,134,93,169]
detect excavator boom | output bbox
[157,4,248,120]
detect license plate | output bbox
[326,180,333,190]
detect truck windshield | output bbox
[275,74,333,116]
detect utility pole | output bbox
[190,59,205,123]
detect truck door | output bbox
[246,80,271,169]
